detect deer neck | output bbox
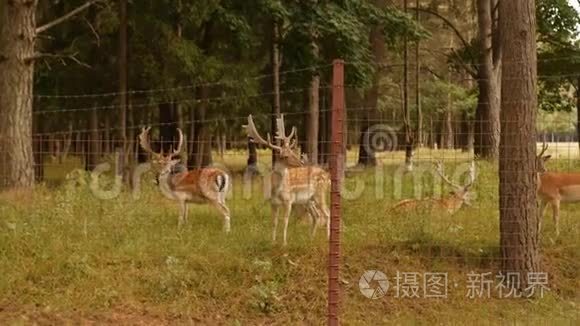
[157,170,178,198]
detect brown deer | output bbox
[139,127,231,232]
[391,161,476,215]
[245,114,330,246]
[536,143,580,236]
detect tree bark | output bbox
[357,1,385,166]
[191,86,212,168]
[307,70,320,165]
[118,0,128,165]
[271,21,281,165]
[403,0,413,170]
[86,106,100,171]
[443,109,454,149]
[0,1,36,189]
[474,0,501,160]
[159,102,177,153]
[415,0,422,147]
[499,0,540,288]
[577,78,579,151]
[33,119,44,182]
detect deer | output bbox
[244,114,330,246]
[536,143,580,237]
[138,127,232,232]
[390,161,476,215]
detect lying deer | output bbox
[139,127,232,232]
[390,161,476,215]
[245,114,330,246]
[536,143,580,237]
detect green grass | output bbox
[0,150,578,324]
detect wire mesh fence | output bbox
[0,59,579,323]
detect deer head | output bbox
[139,126,185,173]
[434,160,476,206]
[244,114,303,167]
[536,142,552,173]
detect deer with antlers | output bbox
[139,127,232,232]
[245,114,330,246]
[536,143,580,237]
[390,161,476,215]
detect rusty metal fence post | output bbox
[328,59,344,325]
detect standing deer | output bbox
[536,143,580,236]
[245,114,330,246]
[139,127,232,232]
[390,161,476,215]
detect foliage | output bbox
[420,79,477,117]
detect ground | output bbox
[0,147,578,324]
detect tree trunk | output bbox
[307,73,320,165]
[319,90,330,164]
[357,2,385,166]
[0,1,36,189]
[192,86,212,168]
[118,0,128,170]
[33,120,44,182]
[499,0,540,289]
[245,137,259,176]
[271,21,281,165]
[62,123,73,161]
[474,0,501,160]
[402,0,413,171]
[443,109,454,149]
[159,102,177,153]
[415,0,422,147]
[577,78,579,152]
[86,107,100,171]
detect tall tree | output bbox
[118,0,128,175]
[474,0,501,160]
[415,0,422,147]
[499,0,540,287]
[271,20,282,165]
[0,0,98,189]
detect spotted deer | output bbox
[139,127,232,232]
[245,114,330,246]
[536,143,580,236]
[391,161,476,215]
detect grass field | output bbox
[0,148,578,324]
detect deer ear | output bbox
[543,155,552,161]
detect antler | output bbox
[464,160,476,189]
[274,114,298,147]
[171,128,184,157]
[434,161,462,190]
[139,126,184,158]
[538,142,549,157]
[244,115,282,151]
[139,127,159,157]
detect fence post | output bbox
[328,59,344,325]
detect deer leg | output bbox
[272,204,280,242]
[538,200,546,234]
[178,200,187,228]
[282,202,292,246]
[551,200,560,237]
[315,191,331,239]
[308,201,321,238]
[211,201,231,233]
